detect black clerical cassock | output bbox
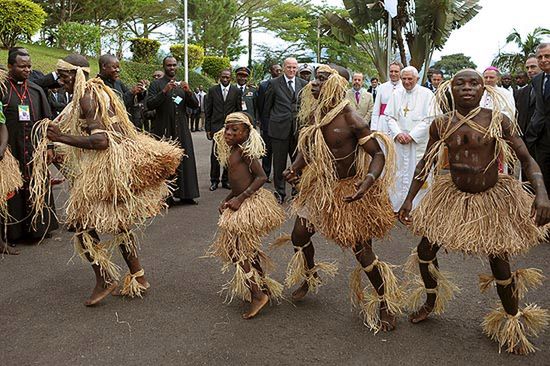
[146,76,200,201]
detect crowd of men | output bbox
[1,44,550,249]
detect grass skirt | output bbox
[412,175,549,257]
[293,177,395,248]
[208,188,286,302]
[0,149,23,219]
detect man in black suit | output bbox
[205,69,242,191]
[257,64,282,181]
[515,56,540,137]
[367,77,378,101]
[525,43,550,191]
[264,57,308,203]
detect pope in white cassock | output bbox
[384,66,435,212]
[371,61,404,133]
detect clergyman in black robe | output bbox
[146,56,200,203]
[1,51,58,242]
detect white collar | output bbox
[284,75,295,83]
[405,84,418,94]
[220,84,229,90]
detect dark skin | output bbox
[236,72,248,87]
[283,70,396,331]
[206,70,232,140]
[46,67,150,306]
[398,71,550,353]
[218,122,269,319]
[160,57,190,95]
[99,57,147,95]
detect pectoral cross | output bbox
[403,105,410,117]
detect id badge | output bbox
[173,96,183,105]
[241,100,248,111]
[18,105,31,122]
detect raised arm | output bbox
[503,116,550,226]
[46,92,109,150]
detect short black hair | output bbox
[8,50,29,65]
[62,54,90,76]
[220,68,232,76]
[98,54,117,69]
[370,77,378,82]
[431,69,444,77]
[162,56,177,66]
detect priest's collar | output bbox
[405,84,418,94]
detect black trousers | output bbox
[210,141,228,184]
[261,131,273,178]
[271,134,297,198]
[536,144,550,192]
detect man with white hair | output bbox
[384,66,435,211]
[371,61,404,133]
[346,72,374,124]
[481,66,516,118]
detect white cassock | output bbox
[480,86,516,118]
[384,85,435,211]
[371,80,403,134]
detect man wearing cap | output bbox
[235,66,258,126]
[298,64,313,81]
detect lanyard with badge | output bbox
[9,79,31,122]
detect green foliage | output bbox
[169,44,205,69]
[201,56,231,79]
[130,38,161,63]
[433,53,477,78]
[120,60,214,88]
[0,0,47,49]
[58,22,101,57]
[492,27,550,73]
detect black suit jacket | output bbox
[264,75,308,140]
[525,73,550,149]
[205,84,242,133]
[515,84,536,135]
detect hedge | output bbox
[130,38,161,63]
[170,44,205,70]
[202,56,231,79]
[119,60,214,89]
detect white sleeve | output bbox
[385,94,402,139]
[371,90,382,131]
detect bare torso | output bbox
[320,106,360,179]
[444,108,499,193]
[228,147,254,196]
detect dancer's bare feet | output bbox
[379,302,396,331]
[409,302,434,324]
[292,280,310,301]
[85,281,118,306]
[242,292,269,319]
[1,244,20,255]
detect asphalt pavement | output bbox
[1,132,548,365]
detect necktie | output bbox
[544,74,550,98]
[222,87,227,101]
[288,80,294,97]
[355,91,360,104]
[240,86,245,95]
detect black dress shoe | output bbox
[180,199,198,205]
[210,183,219,191]
[221,182,231,189]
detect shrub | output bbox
[130,38,160,64]
[169,44,205,70]
[58,22,100,57]
[119,60,215,89]
[0,0,46,49]
[201,56,231,79]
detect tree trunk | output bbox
[143,18,149,39]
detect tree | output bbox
[59,22,101,56]
[325,0,480,81]
[187,0,241,59]
[125,0,180,39]
[492,27,550,73]
[433,53,477,78]
[0,0,47,49]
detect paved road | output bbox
[1,132,548,365]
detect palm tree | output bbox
[492,27,550,73]
[325,0,480,82]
